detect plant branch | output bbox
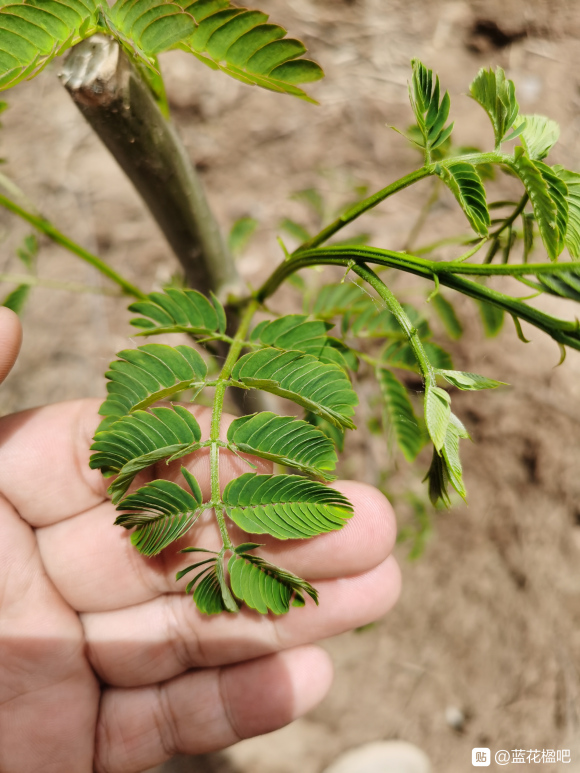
[60,35,243,301]
[0,192,146,299]
[0,273,121,296]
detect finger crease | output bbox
[154,682,182,759]
[164,595,205,671]
[217,668,244,744]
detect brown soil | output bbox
[2,1,580,771]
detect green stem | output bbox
[0,273,121,295]
[0,193,146,300]
[351,264,435,386]
[209,299,259,550]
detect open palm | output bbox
[0,309,400,773]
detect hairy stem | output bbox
[0,192,146,299]
[0,273,121,296]
[209,299,259,549]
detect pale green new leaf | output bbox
[179,1,324,102]
[535,160,568,258]
[90,405,202,503]
[424,384,450,452]
[229,548,318,614]
[227,412,338,480]
[518,114,560,160]
[508,150,560,260]
[231,348,358,430]
[436,161,490,236]
[437,369,507,391]
[129,289,226,337]
[115,472,203,556]
[476,299,505,337]
[554,166,580,259]
[377,368,423,462]
[469,66,519,148]
[0,0,98,91]
[424,413,470,506]
[99,343,208,424]
[223,473,353,540]
[409,59,454,156]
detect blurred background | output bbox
[1,0,580,770]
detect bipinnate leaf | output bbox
[518,114,560,160]
[437,370,507,391]
[227,412,338,480]
[424,385,451,452]
[129,289,226,337]
[436,162,490,236]
[424,413,470,506]
[99,343,207,423]
[409,59,454,156]
[0,0,98,91]
[229,548,318,614]
[108,0,196,60]
[430,293,463,340]
[231,348,358,430]
[90,405,202,503]
[115,472,203,556]
[469,66,519,148]
[179,0,324,102]
[508,150,561,260]
[554,166,580,259]
[377,369,423,462]
[223,473,353,539]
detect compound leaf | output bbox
[424,413,470,506]
[312,282,367,319]
[180,1,324,102]
[424,385,450,452]
[228,550,318,614]
[223,473,352,540]
[0,0,99,92]
[409,59,454,157]
[469,66,519,148]
[377,368,423,462]
[115,474,203,556]
[508,150,560,260]
[518,114,560,160]
[436,161,490,236]
[109,0,196,58]
[129,289,226,337]
[227,412,338,480]
[99,343,207,424]
[554,166,580,259]
[231,348,358,430]
[90,405,202,503]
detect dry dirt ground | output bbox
[2,1,580,771]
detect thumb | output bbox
[0,307,22,384]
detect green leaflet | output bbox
[554,166,580,259]
[409,59,454,158]
[128,288,227,338]
[350,301,430,340]
[115,470,203,556]
[377,368,423,462]
[98,343,208,424]
[231,348,358,430]
[2,284,30,315]
[469,66,519,148]
[250,314,353,371]
[108,0,196,58]
[305,412,346,453]
[508,150,561,260]
[90,405,202,503]
[424,385,450,452]
[525,265,580,303]
[535,160,568,258]
[436,161,490,236]
[227,412,338,480]
[518,114,560,160]
[229,548,318,614]
[0,0,98,91]
[430,293,463,340]
[437,369,507,391]
[312,282,368,319]
[178,556,237,614]
[228,216,258,256]
[223,473,353,540]
[424,413,470,506]
[179,1,324,102]
[476,299,505,337]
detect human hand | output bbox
[0,307,401,773]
